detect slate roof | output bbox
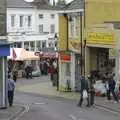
[7,0,58,10]
[7,0,35,8]
[7,0,84,11]
[64,0,84,10]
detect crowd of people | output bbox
[7,58,58,107]
[7,58,120,108]
[78,73,120,107]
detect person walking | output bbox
[107,75,119,103]
[78,76,89,107]
[88,75,95,106]
[8,75,16,107]
[12,70,18,82]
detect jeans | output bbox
[8,90,14,106]
[78,91,89,106]
[107,89,118,102]
[90,91,95,105]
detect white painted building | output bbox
[7,0,59,51]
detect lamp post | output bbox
[80,12,83,75]
[83,39,86,77]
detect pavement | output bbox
[16,76,120,114]
[0,105,25,120]
[14,92,120,120]
[95,97,120,113]
[1,76,119,120]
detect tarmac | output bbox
[16,77,120,114]
[1,76,120,120]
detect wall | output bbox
[59,14,68,51]
[7,8,36,33]
[36,10,59,34]
[0,0,6,36]
[7,8,59,34]
[86,0,120,28]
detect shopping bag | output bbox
[83,90,88,99]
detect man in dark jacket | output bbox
[78,76,89,107]
[107,75,118,102]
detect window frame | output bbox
[11,15,15,27]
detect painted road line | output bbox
[95,105,120,116]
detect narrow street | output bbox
[14,77,120,120]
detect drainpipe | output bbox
[80,12,83,75]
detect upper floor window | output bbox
[28,15,32,27]
[39,14,43,19]
[51,14,55,19]
[20,15,23,27]
[50,24,55,33]
[42,41,46,48]
[11,15,15,27]
[39,24,43,33]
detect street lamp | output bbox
[80,12,83,75]
[83,39,86,77]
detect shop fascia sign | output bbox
[86,23,115,46]
[86,31,115,45]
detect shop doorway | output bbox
[89,47,115,79]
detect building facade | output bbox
[58,0,84,91]
[85,0,120,79]
[58,0,120,91]
[7,0,59,51]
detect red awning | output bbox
[35,51,58,59]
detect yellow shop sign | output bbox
[87,32,115,45]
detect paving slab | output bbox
[0,105,25,120]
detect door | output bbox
[75,54,81,91]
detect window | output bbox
[70,22,74,37]
[51,14,55,19]
[20,15,23,27]
[42,41,46,48]
[28,16,32,27]
[48,43,52,47]
[36,41,41,50]
[50,24,55,33]
[55,41,57,47]
[39,14,43,19]
[11,15,15,27]
[39,24,43,33]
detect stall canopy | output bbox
[8,48,39,61]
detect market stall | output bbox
[8,48,39,61]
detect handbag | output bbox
[83,90,88,99]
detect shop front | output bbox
[85,28,116,80]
